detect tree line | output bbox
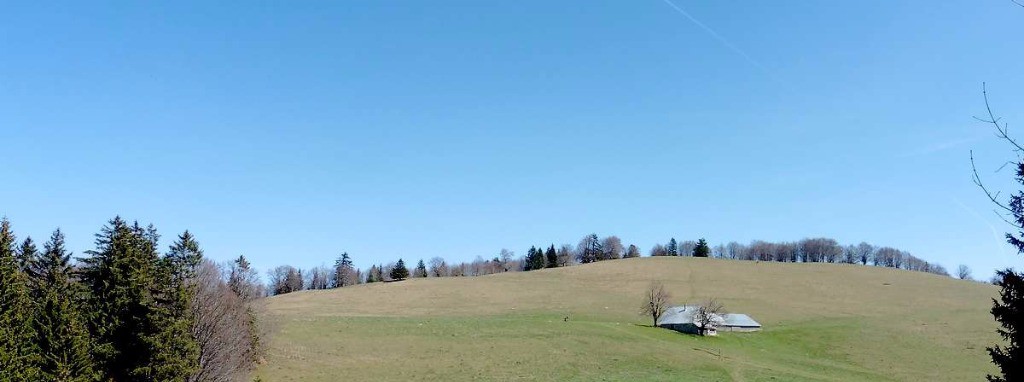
[0,217,263,382]
[266,233,954,296]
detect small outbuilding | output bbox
[656,305,762,335]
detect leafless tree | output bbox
[601,236,624,260]
[428,257,447,277]
[855,242,875,265]
[957,264,972,280]
[693,298,726,336]
[557,244,574,266]
[648,243,668,257]
[679,240,698,257]
[712,243,725,259]
[576,234,602,263]
[639,281,671,327]
[190,260,262,382]
[624,244,641,258]
[498,249,514,271]
[307,265,330,290]
[725,241,744,260]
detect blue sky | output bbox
[2,1,1022,279]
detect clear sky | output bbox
[2,1,1023,279]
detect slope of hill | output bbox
[256,257,998,381]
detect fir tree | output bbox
[0,218,42,381]
[145,231,201,380]
[78,217,164,380]
[545,245,558,268]
[525,246,545,271]
[32,229,97,381]
[333,252,354,287]
[390,259,409,280]
[415,259,428,278]
[666,238,678,256]
[16,237,37,275]
[365,265,378,283]
[693,238,710,257]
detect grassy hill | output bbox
[256,257,998,381]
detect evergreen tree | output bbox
[527,246,546,271]
[32,229,97,381]
[545,245,558,268]
[78,217,166,380]
[333,252,354,287]
[16,237,37,275]
[365,265,378,283]
[666,238,679,256]
[975,88,1024,382]
[145,231,201,380]
[0,218,42,381]
[229,255,261,300]
[227,255,264,364]
[693,238,710,257]
[415,259,428,278]
[390,259,409,280]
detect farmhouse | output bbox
[656,305,762,335]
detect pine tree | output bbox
[390,259,409,280]
[667,238,678,256]
[145,231,201,380]
[693,238,710,257]
[333,252,354,287]
[78,217,164,380]
[415,259,428,278]
[545,245,558,268]
[525,246,545,271]
[16,237,37,274]
[0,218,42,381]
[32,229,97,381]
[365,265,378,283]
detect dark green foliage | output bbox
[693,238,710,257]
[16,237,37,275]
[390,259,409,280]
[0,218,42,381]
[146,231,201,380]
[522,246,544,271]
[32,229,97,381]
[666,238,678,256]
[78,217,196,381]
[988,270,1024,382]
[333,252,354,287]
[545,245,558,268]
[415,259,428,278]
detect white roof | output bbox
[657,305,762,328]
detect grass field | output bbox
[256,257,999,381]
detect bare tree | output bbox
[556,244,574,266]
[428,257,447,277]
[855,242,875,265]
[624,244,641,258]
[601,236,624,260]
[576,234,602,263]
[693,298,726,336]
[499,249,514,271]
[678,240,698,257]
[639,281,671,327]
[649,243,668,257]
[190,260,262,382]
[957,264,972,280]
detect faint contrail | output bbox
[659,0,780,83]
[952,197,1009,260]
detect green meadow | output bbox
[257,257,998,381]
